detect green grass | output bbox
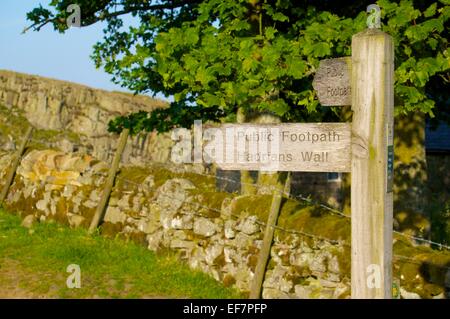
[0,208,242,299]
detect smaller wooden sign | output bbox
[313,57,352,106]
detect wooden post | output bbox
[0,126,34,204]
[249,173,287,299]
[351,29,394,299]
[88,129,130,234]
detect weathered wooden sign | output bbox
[209,123,351,172]
[313,57,352,106]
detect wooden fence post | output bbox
[0,126,34,204]
[88,128,130,234]
[249,173,287,299]
[351,29,394,298]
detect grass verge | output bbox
[0,208,242,299]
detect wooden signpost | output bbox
[350,29,394,299]
[216,28,394,299]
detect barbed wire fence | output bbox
[114,159,450,250]
[112,171,450,273]
[0,123,450,291]
[2,126,450,250]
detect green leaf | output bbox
[312,42,331,57]
[198,92,221,107]
[184,27,199,45]
[265,27,277,40]
[424,3,437,17]
[271,12,289,22]
[286,58,306,78]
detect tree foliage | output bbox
[26,0,449,134]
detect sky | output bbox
[0,0,167,100]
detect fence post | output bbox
[351,29,394,298]
[0,126,34,204]
[88,128,130,234]
[249,173,287,299]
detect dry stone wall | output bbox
[0,148,351,298]
[1,149,449,299]
[0,70,173,164]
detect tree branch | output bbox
[84,0,202,26]
[24,0,202,33]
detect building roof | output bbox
[426,122,450,153]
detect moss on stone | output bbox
[125,208,142,219]
[184,229,199,242]
[5,178,45,217]
[223,274,236,287]
[267,259,276,270]
[56,198,68,217]
[393,237,450,298]
[183,171,215,189]
[0,104,30,139]
[292,266,312,278]
[51,204,69,226]
[118,166,153,185]
[117,164,216,203]
[336,246,351,277]
[247,254,259,271]
[126,231,148,246]
[0,104,82,151]
[101,221,124,238]
[231,194,350,242]
[213,253,227,268]
[191,190,232,213]
[33,129,81,144]
[279,206,350,242]
[150,167,176,188]
[232,195,273,221]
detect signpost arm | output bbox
[351,29,394,298]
